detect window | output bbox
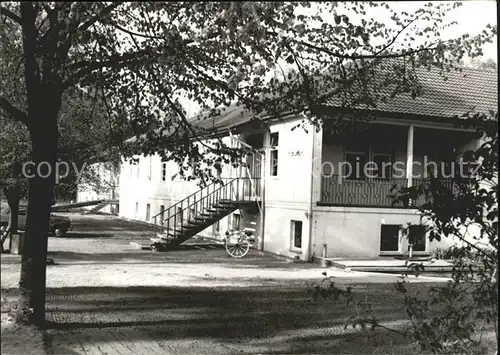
[372,153,394,179]
[291,220,303,249]
[146,203,151,220]
[270,132,279,177]
[161,162,167,182]
[408,225,427,252]
[345,151,367,180]
[232,213,241,230]
[380,225,401,252]
[135,202,139,218]
[147,156,152,180]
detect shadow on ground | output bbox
[40,248,315,268]
[2,284,421,354]
[54,233,117,239]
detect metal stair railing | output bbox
[150,180,217,235]
[154,177,258,242]
[150,178,232,236]
[161,178,238,240]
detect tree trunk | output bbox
[17,1,66,328]
[17,126,58,328]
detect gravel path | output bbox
[1,212,450,354]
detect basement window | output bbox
[408,225,427,252]
[290,220,303,250]
[380,224,401,252]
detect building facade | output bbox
[115,65,497,260]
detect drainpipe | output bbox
[307,116,316,262]
[259,151,266,252]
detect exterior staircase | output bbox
[149,177,259,250]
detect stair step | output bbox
[212,204,236,210]
[218,199,236,204]
[206,208,223,213]
[199,212,216,217]
[194,215,215,221]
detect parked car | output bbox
[0,204,72,237]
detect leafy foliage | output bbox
[391,112,497,353]
[396,246,497,354]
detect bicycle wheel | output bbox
[225,235,250,258]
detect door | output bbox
[244,134,264,198]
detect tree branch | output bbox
[109,21,164,40]
[0,6,22,24]
[373,11,428,57]
[0,97,30,125]
[267,30,440,61]
[64,49,153,87]
[76,2,123,33]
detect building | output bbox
[117,64,497,260]
[76,162,120,214]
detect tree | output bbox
[392,111,498,354]
[0,83,125,252]
[0,1,495,327]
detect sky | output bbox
[390,0,497,60]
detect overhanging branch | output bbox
[76,2,123,33]
[0,97,30,126]
[0,6,22,24]
[64,49,153,87]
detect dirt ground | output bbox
[1,212,489,355]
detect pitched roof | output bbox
[170,62,497,141]
[187,105,252,133]
[324,64,498,118]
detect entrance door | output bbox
[244,134,264,199]
[244,153,262,198]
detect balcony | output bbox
[318,175,457,208]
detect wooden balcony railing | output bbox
[319,175,458,208]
